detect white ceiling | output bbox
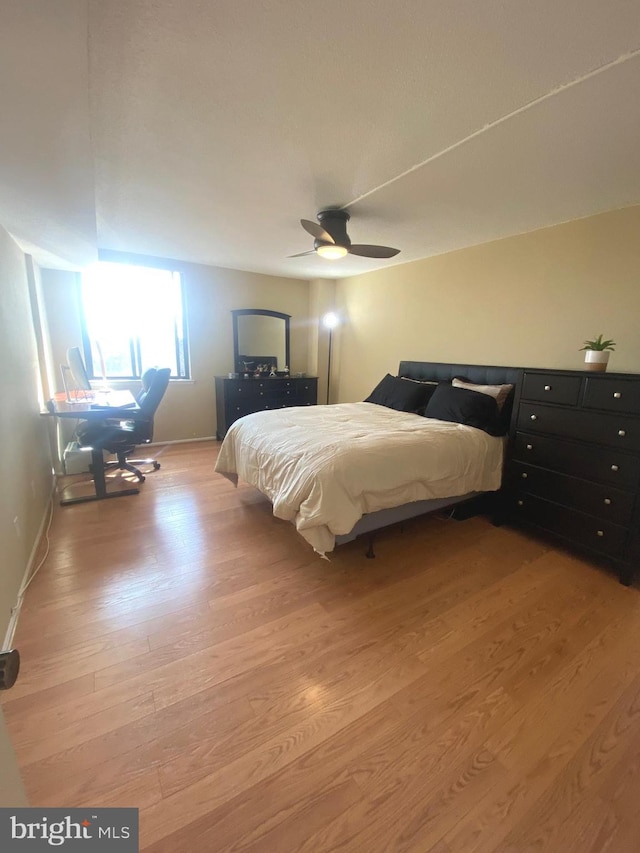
[1,0,640,277]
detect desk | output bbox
[47,391,141,505]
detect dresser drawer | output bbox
[296,381,317,403]
[229,401,261,420]
[268,386,298,403]
[518,403,640,452]
[230,400,294,425]
[512,432,640,489]
[522,373,581,406]
[226,378,316,400]
[509,462,635,526]
[583,377,640,416]
[216,376,318,439]
[225,379,268,398]
[510,493,629,559]
[267,381,316,404]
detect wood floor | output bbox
[3,440,640,852]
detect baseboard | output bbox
[147,435,217,447]
[3,477,56,650]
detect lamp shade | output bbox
[322,311,339,330]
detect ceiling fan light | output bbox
[316,244,348,260]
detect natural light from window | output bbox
[81,262,189,379]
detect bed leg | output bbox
[365,534,376,559]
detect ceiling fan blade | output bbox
[287,250,316,258]
[300,219,335,243]
[349,244,400,258]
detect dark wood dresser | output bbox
[505,367,640,585]
[215,376,318,440]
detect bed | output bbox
[215,360,523,556]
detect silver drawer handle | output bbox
[613,392,622,399]
[530,414,538,421]
[596,530,604,537]
[526,444,533,451]
[544,385,552,391]
[521,472,528,479]
[517,500,524,507]
[618,430,626,437]
[611,464,619,472]
[604,498,612,505]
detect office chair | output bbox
[77,367,170,483]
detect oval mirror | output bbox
[232,309,290,374]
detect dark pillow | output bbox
[364,374,436,412]
[422,383,503,435]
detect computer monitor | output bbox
[66,346,91,391]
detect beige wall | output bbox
[41,259,311,441]
[335,206,640,403]
[0,226,53,639]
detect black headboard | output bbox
[398,360,524,433]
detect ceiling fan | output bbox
[288,209,400,260]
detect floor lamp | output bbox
[322,312,339,405]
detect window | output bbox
[80,262,190,380]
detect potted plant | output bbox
[580,334,616,372]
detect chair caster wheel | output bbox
[153,462,161,470]
[139,475,146,483]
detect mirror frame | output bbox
[232,308,291,373]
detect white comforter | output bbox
[215,402,505,554]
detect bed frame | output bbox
[334,360,523,557]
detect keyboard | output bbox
[90,401,137,409]
[89,391,138,409]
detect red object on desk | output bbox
[51,389,139,418]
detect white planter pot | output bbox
[584,350,610,372]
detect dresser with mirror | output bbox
[215,308,318,439]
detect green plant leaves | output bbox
[579,334,616,351]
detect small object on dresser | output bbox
[580,334,616,372]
